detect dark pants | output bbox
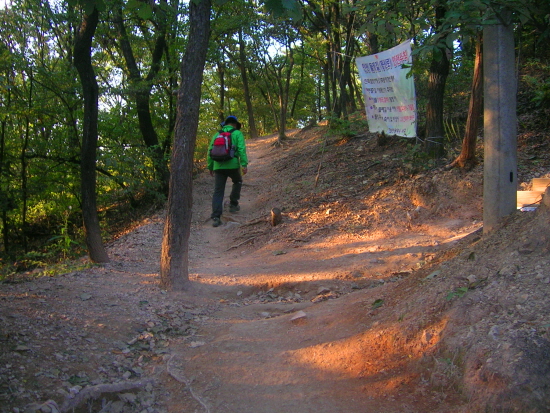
[211,168,242,219]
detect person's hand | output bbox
[242,167,248,175]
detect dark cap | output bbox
[224,115,238,125]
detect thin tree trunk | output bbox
[160,0,211,290]
[278,46,294,144]
[21,119,29,253]
[238,29,258,139]
[290,47,306,119]
[344,46,357,113]
[115,7,170,194]
[217,61,225,124]
[20,69,33,253]
[73,7,109,263]
[448,31,483,169]
[424,3,450,157]
[0,118,9,257]
[367,32,379,54]
[165,0,179,152]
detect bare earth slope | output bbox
[1,127,549,413]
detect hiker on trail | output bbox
[207,115,249,227]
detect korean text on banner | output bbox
[356,41,416,138]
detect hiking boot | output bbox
[229,204,240,213]
[212,217,221,227]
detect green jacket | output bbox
[207,125,248,171]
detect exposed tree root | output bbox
[167,354,211,413]
[58,379,154,412]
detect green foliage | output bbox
[263,0,302,21]
[524,75,550,109]
[402,140,441,170]
[326,113,369,138]
[0,255,95,283]
[518,59,550,129]
[47,208,82,260]
[443,117,464,145]
[126,0,153,19]
[446,286,469,300]
[372,298,384,309]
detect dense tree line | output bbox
[0,0,548,277]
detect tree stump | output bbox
[270,208,282,226]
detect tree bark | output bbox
[238,29,258,139]
[160,0,211,290]
[114,6,170,194]
[0,118,9,257]
[217,61,225,124]
[448,31,483,169]
[73,6,109,263]
[424,3,450,157]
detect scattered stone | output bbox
[120,393,137,403]
[317,286,331,295]
[498,265,517,277]
[425,270,441,280]
[290,311,307,322]
[466,274,478,284]
[488,325,500,340]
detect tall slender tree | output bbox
[160,0,212,290]
[112,0,171,194]
[448,31,483,169]
[73,5,109,263]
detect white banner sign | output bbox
[356,41,416,138]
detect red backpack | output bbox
[209,128,236,162]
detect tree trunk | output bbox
[0,119,9,257]
[344,39,358,114]
[424,4,450,157]
[115,7,170,194]
[217,61,225,124]
[367,32,379,54]
[277,45,294,144]
[448,32,483,169]
[73,6,109,263]
[341,10,356,115]
[322,60,331,119]
[21,70,33,253]
[160,0,211,290]
[238,29,258,139]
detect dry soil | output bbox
[1,127,549,413]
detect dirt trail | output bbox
[3,130,549,413]
[157,134,480,413]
